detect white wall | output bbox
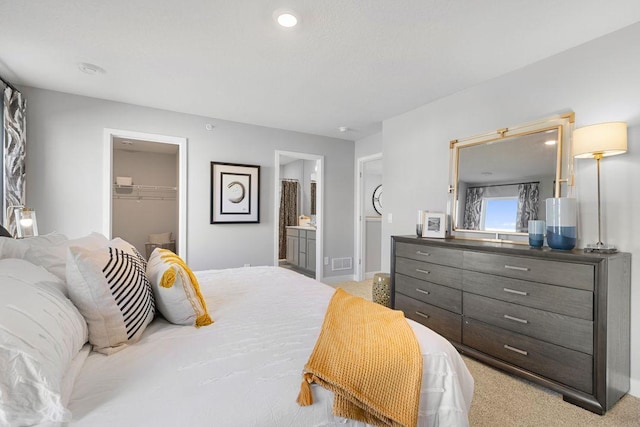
[22,86,354,278]
[382,23,640,396]
[355,132,383,160]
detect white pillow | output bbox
[0,263,88,426]
[24,232,109,283]
[66,238,156,355]
[0,232,67,259]
[146,248,213,327]
[0,258,67,295]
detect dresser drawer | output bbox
[395,293,461,343]
[396,274,462,314]
[464,293,593,354]
[463,251,594,291]
[395,242,462,268]
[395,257,462,289]
[463,270,593,321]
[463,318,593,393]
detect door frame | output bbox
[355,152,383,281]
[103,128,188,260]
[274,150,324,282]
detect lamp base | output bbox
[583,242,618,254]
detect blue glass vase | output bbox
[545,198,577,250]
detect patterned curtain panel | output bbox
[516,182,540,232]
[310,182,316,216]
[278,180,298,260]
[462,187,484,230]
[3,87,27,235]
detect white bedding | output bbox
[65,266,473,426]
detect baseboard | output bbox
[321,274,355,285]
[364,271,379,280]
[629,378,639,398]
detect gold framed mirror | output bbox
[449,113,574,242]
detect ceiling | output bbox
[1,1,639,141]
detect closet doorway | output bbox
[274,150,323,281]
[355,153,383,281]
[103,129,187,260]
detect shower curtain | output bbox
[278,180,298,260]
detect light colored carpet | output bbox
[328,279,373,300]
[329,279,640,426]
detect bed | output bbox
[0,234,473,427]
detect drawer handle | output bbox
[415,311,430,320]
[504,344,528,356]
[503,288,528,296]
[504,314,529,324]
[415,288,430,296]
[416,268,430,275]
[504,265,530,272]
[416,251,431,257]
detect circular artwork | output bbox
[226,181,246,203]
[372,184,382,215]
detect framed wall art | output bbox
[210,162,260,224]
[422,212,447,238]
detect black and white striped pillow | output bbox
[67,238,156,355]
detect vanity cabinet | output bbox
[285,227,316,274]
[285,228,299,266]
[391,236,631,414]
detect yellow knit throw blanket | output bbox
[297,288,423,427]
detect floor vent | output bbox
[331,257,353,271]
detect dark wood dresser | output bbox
[391,235,631,414]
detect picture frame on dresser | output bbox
[422,212,447,238]
[210,162,260,224]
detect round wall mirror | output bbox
[372,184,383,215]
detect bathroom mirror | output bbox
[450,113,574,240]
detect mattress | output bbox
[66,266,473,426]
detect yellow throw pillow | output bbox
[146,249,213,327]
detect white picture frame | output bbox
[422,212,447,238]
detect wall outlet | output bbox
[324,257,329,265]
[243,263,251,267]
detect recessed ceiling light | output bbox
[544,140,557,145]
[481,171,493,175]
[273,9,299,28]
[338,126,349,133]
[78,62,106,75]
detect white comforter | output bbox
[66,267,473,426]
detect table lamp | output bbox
[572,122,627,253]
[12,206,39,238]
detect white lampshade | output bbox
[573,122,627,159]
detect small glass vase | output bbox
[545,198,577,250]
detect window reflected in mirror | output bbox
[454,126,564,234]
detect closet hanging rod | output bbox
[281,178,299,182]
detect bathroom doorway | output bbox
[274,150,324,281]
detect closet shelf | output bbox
[113,184,177,201]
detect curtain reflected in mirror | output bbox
[451,113,575,238]
[310,181,316,216]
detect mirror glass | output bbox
[451,114,573,238]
